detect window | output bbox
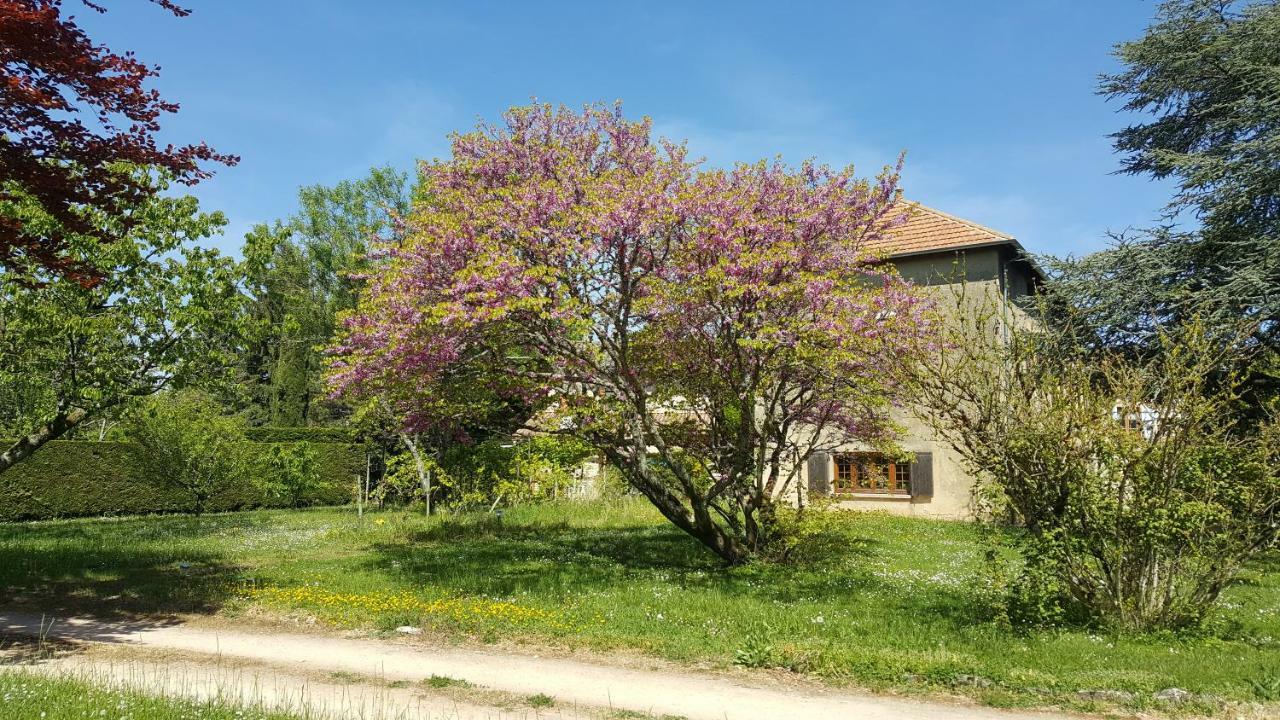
[833,453,911,495]
[1113,403,1157,438]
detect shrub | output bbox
[758,499,856,565]
[256,442,323,508]
[0,439,359,521]
[435,435,594,509]
[511,435,594,499]
[124,391,251,515]
[371,450,446,508]
[916,309,1280,631]
[437,440,513,508]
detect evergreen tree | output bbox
[1050,0,1279,351]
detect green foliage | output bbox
[367,435,594,511]
[758,500,860,565]
[372,450,444,507]
[238,167,411,426]
[733,632,777,668]
[916,306,1280,631]
[258,442,323,508]
[436,436,594,508]
[1104,0,1280,242]
[437,440,518,507]
[0,174,244,470]
[0,439,359,521]
[518,434,594,468]
[366,430,593,509]
[1249,672,1280,701]
[989,537,1070,629]
[1054,0,1280,355]
[245,426,355,443]
[124,392,251,515]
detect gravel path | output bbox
[1,611,1079,720]
[3,652,588,720]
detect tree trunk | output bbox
[401,432,431,515]
[686,500,749,565]
[634,481,748,565]
[0,405,90,475]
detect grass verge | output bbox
[0,670,309,719]
[1,499,1278,716]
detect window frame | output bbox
[832,452,911,496]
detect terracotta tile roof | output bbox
[867,201,1017,258]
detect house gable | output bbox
[876,202,1042,302]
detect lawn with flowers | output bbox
[2,499,1279,714]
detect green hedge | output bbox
[0,440,363,522]
[244,426,355,443]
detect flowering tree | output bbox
[329,104,932,563]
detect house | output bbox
[546,202,1040,515]
[802,202,1043,519]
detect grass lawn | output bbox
[1,499,1278,715]
[0,671,309,719]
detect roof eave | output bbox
[886,239,1048,282]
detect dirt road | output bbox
[1,611,1079,720]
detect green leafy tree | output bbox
[0,175,243,474]
[257,442,322,508]
[125,391,249,515]
[239,166,411,426]
[1052,0,1279,350]
[239,223,331,425]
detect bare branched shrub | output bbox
[913,288,1280,630]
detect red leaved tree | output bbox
[0,0,235,283]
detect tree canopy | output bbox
[0,0,234,283]
[329,104,934,562]
[239,166,411,426]
[1050,0,1279,349]
[0,174,242,473]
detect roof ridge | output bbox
[899,201,1015,241]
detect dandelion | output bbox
[237,582,581,632]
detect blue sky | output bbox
[80,1,1175,258]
